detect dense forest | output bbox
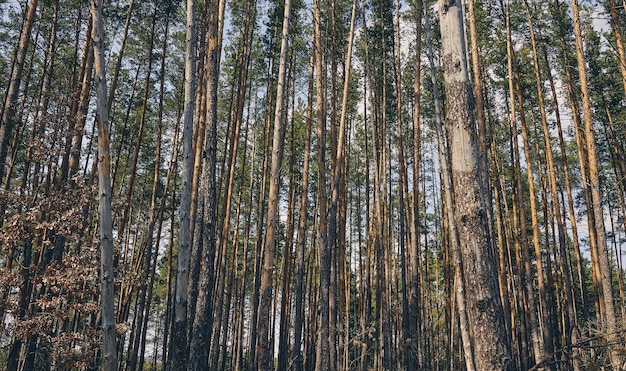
[1,0,626,369]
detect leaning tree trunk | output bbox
[91,0,117,369]
[438,1,511,369]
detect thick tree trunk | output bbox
[426,10,475,370]
[438,1,511,369]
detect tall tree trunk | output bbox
[257,0,292,368]
[466,0,492,228]
[552,0,602,319]
[188,0,223,368]
[117,10,157,239]
[524,0,575,358]
[410,2,424,369]
[91,0,117,369]
[247,61,275,371]
[278,114,297,371]
[541,38,589,321]
[169,0,195,369]
[106,0,134,116]
[293,53,314,371]
[571,0,620,366]
[426,9,475,370]
[438,1,511,368]
[128,14,170,371]
[0,0,38,185]
[313,0,330,368]
[502,2,540,366]
[607,0,626,96]
[210,3,255,367]
[393,0,410,367]
[505,0,548,364]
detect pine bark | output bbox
[91,0,117,369]
[426,10,475,370]
[169,0,195,369]
[188,0,223,368]
[438,1,511,368]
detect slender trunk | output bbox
[552,0,602,319]
[466,0,492,228]
[257,1,291,369]
[68,20,95,179]
[313,0,330,367]
[541,38,589,321]
[293,53,314,371]
[278,116,297,371]
[117,11,157,239]
[129,15,170,371]
[169,0,195,369]
[106,0,134,116]
[502,1,540,366]
[210,4,255,367]
[188,0,224,367]
[139,105,178,371]
[91,0,117,369]
[410,2,424,369]
[359,3,372,369]
[247,61,275,371]
[571,0,619,366]
[233,97,256,371]
[0,0,38,184]
[393,0,410,366]
[16,0,58,189]
[525,0,575,357]
[506,0,547,363]
[607,0,626,96]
